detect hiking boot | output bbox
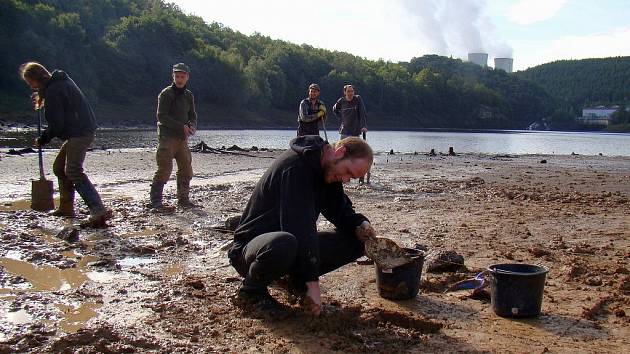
[80,208,113,229]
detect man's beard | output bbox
[322,159,340,184]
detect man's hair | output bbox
[343,84,354,93]
[19,62,51,83]
[334,136,373,162]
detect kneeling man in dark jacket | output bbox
[228,136,376,316]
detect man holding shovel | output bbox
[297,83,327,138]
[149,63,198,210]
[228,136,376,316]
[332,84,369,182]
[19,62,112,228]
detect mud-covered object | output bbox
[425,250,465,273]
[56,226,79,242]
[365,237,411,269]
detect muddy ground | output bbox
[0,147,629,353]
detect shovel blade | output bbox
[31,179,55,212]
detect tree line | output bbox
[1,0,625,130]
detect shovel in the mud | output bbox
[31,108,54,212]
[364,235,412,270]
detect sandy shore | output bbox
[0,148,629,353]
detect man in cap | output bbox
[19,61,113,228]
[297,83,327,137]
[149,63,198,210]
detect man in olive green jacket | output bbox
[150,63,198,210]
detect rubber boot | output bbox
[149,182,174,212]
[50,179,75,217]
[177,179,197,208]
[74,178,112,228]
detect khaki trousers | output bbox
[153,136,192,184]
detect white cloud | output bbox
[506,0,567,25]
[514,26,630,70]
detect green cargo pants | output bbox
[152,136,193,184]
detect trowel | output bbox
[31,107,55,212]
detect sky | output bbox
[170,0,630,71]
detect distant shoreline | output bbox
[2,120,627,135]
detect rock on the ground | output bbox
[425,250,465,273]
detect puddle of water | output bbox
[4,250,23,260]
[120,228,158,239]
[4,309,31,325]
[0,197,60,212]
[0,199,31,212]
[56,302,102,333]
[117,257,158,268]
[0,257,88,292]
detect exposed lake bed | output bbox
[0,147,629,352]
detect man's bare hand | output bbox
[33,138,42,148]
[183,125,192,137]
[303,281,322,316]
[355,220,376,242]
[361,127,368,133]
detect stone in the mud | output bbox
[56,226,79,242]
[225,214,241,231]
[528,246,551,257]
[585,277,603,286]
[540,159,547,164]
[425,250,465,273]
[619,276,630,292]
[413,243,429,252]
[614,267,629,275]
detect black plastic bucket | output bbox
[488,263,549,317]
[375,248,424,300]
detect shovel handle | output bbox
[37,110,45,180]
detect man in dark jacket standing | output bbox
[149,63,198,210]
[332,84,367,140]
[297,83,327,137]
[228,136,376,316]
[19,62,112,228]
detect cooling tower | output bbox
[494,58,513,73]
[468,53,488,67]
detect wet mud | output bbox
[0,149,629,352]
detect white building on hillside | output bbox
[577,105,619,126]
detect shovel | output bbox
[31,108,55,212]
[362,131,371,184]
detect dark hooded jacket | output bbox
[229,136,368,281]
[39,70,97,145]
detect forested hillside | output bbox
[516,57,630,109]
[0,0,564,129]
